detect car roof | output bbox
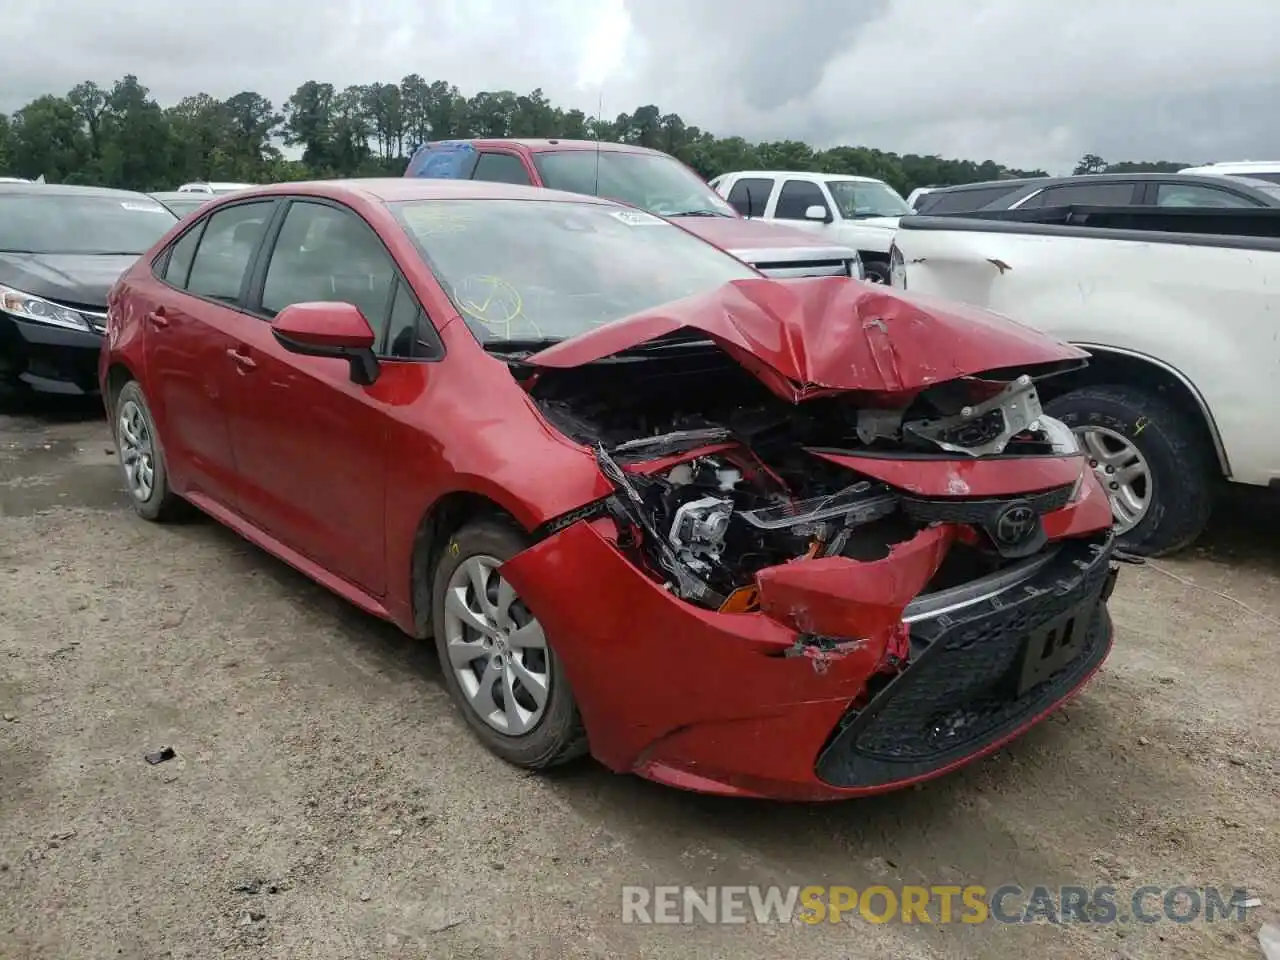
[419,138,665,156]
[151,191,210,201]
[218,177,618,205]
[927,172,1277,195]
[721,170,885,184]
[0,182,157,200]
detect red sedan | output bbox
[100,179,1119,801]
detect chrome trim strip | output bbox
[901,548,1060,624]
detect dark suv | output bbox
[913,172,1280,216]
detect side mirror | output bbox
[804,204,832,223]
[271,301,380,386]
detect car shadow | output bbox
[1195,484,1280,574]
[0,392,104,425]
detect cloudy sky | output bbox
[3,0,1277,174]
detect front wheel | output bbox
[861,260,891,284]
[430,518,587,769]
[1044,384,1214,556]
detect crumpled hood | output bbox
[526,276,1086,401]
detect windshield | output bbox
[162,198,209,216]
[392,198,757,346]
[0,194,177,254]
[825,180,912,219]
[531,150,735,218]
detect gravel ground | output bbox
[2,400,1278,960]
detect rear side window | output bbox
[185,202,275,304]
[1022,182,1137,208]
[773,180,830,220]
[471,153,532,185]
[162,224,204,288]
[1155,183,1260,208]
[918,185,1023,214]
[726,177,773,217]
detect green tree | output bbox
[2,73,1188,193]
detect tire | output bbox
[431,517,587,770]
[861,260,891,284]
[111,381,186,522]
[1044,384,1214,556]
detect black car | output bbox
[0,183,177,400]
[912,172,1280,216]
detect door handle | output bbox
[226,347,257,372]
[146,309,169,329]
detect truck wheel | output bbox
[1044,385,1214,556]
[861,260,891,284]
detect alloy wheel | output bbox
[117,399,156,503]
[1076,425,1152,533]
[441,554,550,736]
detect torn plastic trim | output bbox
[611,426,734,460]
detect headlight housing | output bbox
[0,284,93,332]
[888,243,906,288]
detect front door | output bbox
[222,199,398,596]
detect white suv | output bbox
[1178,161,1280,185]
[709,171,912,284]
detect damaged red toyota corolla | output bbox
[100,179,1120,801]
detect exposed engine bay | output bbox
[516,337,1083,611]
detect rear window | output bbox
[391,198,755,345]
[0,193,177,255]
[916,185,1024,214]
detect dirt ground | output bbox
[1,400,1277,960]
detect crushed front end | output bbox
[496,281,1120,799]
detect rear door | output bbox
[143,199,278,509]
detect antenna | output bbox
[592,85,603,197]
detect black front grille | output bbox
[815,535,1115,789]
[901,483,1074,524]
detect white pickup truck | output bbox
[709,171,911,284]
[890,210,1280,555]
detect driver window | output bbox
[774,180,830,220]
[260,201,397,343]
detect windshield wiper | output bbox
[667,210,731,218]
[481,337,562,359]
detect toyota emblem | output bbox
[994,502,1038,546]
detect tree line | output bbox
[0,75,1186,195]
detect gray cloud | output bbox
[3,0,1278,174]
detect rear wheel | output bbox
[1044,384,1213,556]
[112,381,186,522]
[430,518,587,769]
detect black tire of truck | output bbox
[861,260,891,284]
[1044,384,1215,557]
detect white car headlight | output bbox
[0,284,92,332]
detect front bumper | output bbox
[815,535,1116,791]
[501,500,1118,801]
[0,312,104,395]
